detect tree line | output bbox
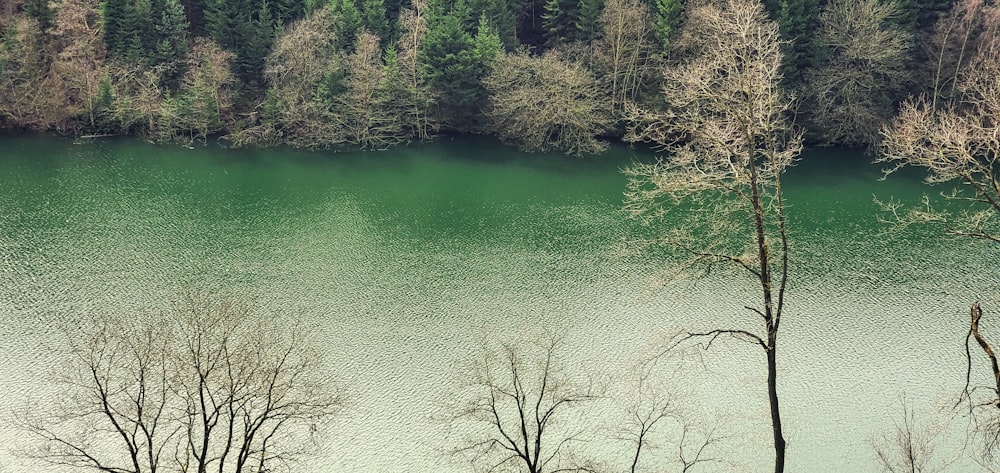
[0,0,983,153]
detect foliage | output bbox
[421,10,487,128]
[591,0,656,116]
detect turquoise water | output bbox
[0,136,995,472]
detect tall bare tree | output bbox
[920,0,1000,111]
[337,31,406,149]
[623,0,802,471]
[395,0,437,141]
[19,294,341,473]
[450,335,599,473]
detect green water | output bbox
[1,136,996,472]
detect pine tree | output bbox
[473,14,503,66]
[102,0,144,61]
[481,0,517,49]
[769,0,823,84]
[151,0,189,66]
[243,0,276,84]
[542,0,578,44]
[653,0,680,54]
[421,11,481,127]
[575,0,602,43]
[361,0,392,45]
[332,0,363,50]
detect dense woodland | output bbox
[1,0,996,153]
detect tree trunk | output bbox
[767,343,786,473]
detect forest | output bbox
[0,0,994,153]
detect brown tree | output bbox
[803,0,912,146]
[483,50,612,156]
[0,0,105,133]
[881,38,1000,468]
[173,38,237,143]
[245,7,342,149]
[19,294,341,473]
[450,335,599,473]
[623,0,802,471]
[619,369,722,473]
[0,17,50,128]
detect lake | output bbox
[0,135,996,472]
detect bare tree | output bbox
[803,0,912,146]
[956,302,1000,469]
[483,50,612,156]
[336,31,406,149]
[623,0,802,471]
[920,0,1000,111]
[395,0,437,141]
[19,293,341,473]
[880,36,1000,470]
[878,44,1000,242]
[591,0,657,117]
[240,7,342,149]
[619,368,721,473]
[450,335,599,473]
[872,398,957,473]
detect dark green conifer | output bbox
[23,0,54,32]
[361,0,392,44]
[653,0,680,54]
[575,0,602,43]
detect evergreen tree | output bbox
[151,0,189,66]
[653,0,680,54]
[575,0,602,43]
[23,0,55,32]
[205,0,275,85]
[361,0,392,44]
[272,0,307,24]
[766,0,823,84]
[473,14,503,66]
[541,0,578,44]
[483,0,517,49]
[513,0,545,47]
[102,0,145,61]
[331,0,363,50]
[243,0,276,85]
[204,0,241,51]
[179,0,207,35]
[895,0,953,33]
[421,11,482,127]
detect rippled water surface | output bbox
[1,136,997,472]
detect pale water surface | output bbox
[0,135,997,472]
